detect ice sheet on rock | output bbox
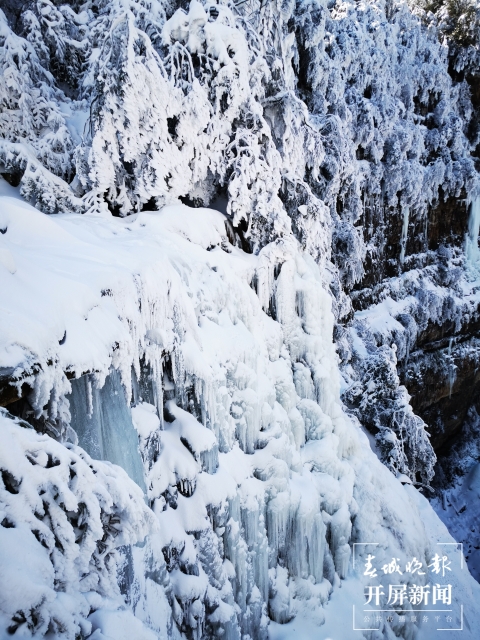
[69,370,146,493]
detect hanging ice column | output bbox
[399,205,410,265]
[68,369,146,493]
[466,197,480,268]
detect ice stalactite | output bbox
[132,355,165,426]
[399,205,410,265]
[68,370,146,493]
[466,196,480,269]
[447,338,457,399]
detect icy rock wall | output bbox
[340,211,480,478]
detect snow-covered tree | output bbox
[0,8,81,212]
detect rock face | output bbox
[342,190,480,460]
[347,190,480,454]
[404,337,480,453]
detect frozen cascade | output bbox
[2,181,480,636]
[68,369,146,493]
[466,197,480,268]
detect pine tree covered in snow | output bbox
[0,4,86,212]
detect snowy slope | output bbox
[1,191,480,638]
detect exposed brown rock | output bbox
[351,188,469,294]
[402,338,480,452]
[425,189,469,251]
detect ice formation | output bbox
[0,0,480,637]
[69,370,147,493]
[466,197,480,268]
[0,192,479,638]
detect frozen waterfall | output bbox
[466,197,480,268]
[2,190,480,640]
[68,369,146,493]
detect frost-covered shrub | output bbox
[77,0,295,252]
[22,0,90,90]
[0,410,155,639]
[294,0,479,284]
[418,0,480,48]
[344,345,436,484]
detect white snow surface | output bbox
[1,194,480,638]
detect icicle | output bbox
[399,204,409,265]
[153,352,164,428]
[199,446,218,474]
[447,338,456,398]
[86,374,93,419]
[466,197,480,269]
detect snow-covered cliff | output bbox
[1,0,480,637]
[0,188,478,638]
